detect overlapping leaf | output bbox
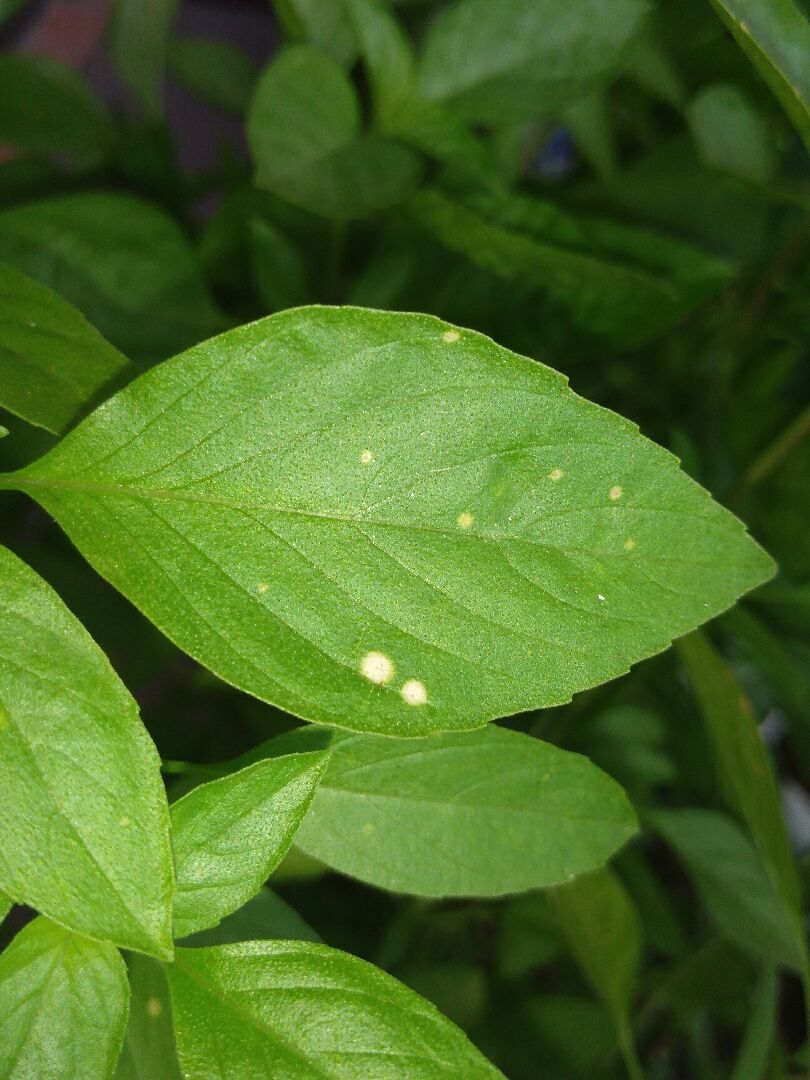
[2,307,773,735]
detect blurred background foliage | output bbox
[0,0,809,1075]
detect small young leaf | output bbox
[0,262,131,434]
[248,46,423,220]
[115,954,181,1080]
[2,307,773,736]
[0,545,174,958]
[0,55,113,167]
[108,0,180,119]
[180,886,320,947]
[170,752,328,939]
[342,0,416,127]
[0,193,225,366]
[167,940,504,1077]
[687,83,777,184]
[168,37,257,115]
[651,808,803,970]
[0,917,129,1080]
[294,726,638,895]
[707,0,810,153]
[416,0,650,124]
[274,0,358,67]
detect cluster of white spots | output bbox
[623,538,636,551]
[609,485,623,501]
[597,594,606,602]
[361,650,394,685]
[146,997,162,1019]
[360,448,374,465]
[548,468,564,481]
[257,582,269,594]
[401,678,428,706]
[442,330,460,343]
[457,511,474,529]
[118,816,131,828]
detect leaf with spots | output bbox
[0,306,773,736]
[115,954,181,1080]
[292,725,638,896]
[171,752,329,939]
[0,544,174,958]
[0,916,129,1080]
[166,940,504,1078]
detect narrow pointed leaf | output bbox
[2,307,773,736]
[167,941,503,1078]
[0,545,174,958]
[115,955,181,1080]
[0,262,131,434]
[108,0,180,119]
[171,752,328,939]
[294,726,638,895]
[0,917,129,1080]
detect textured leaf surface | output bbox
[0,917,129,1080]
[167,941,503,1078]
[651,808,803,970]
[171,752,328,938]
[294,726,638,895]
[4,306,773,736]
[115,955,181,1080]
[0,262,130,434]
[707,0,810,152]
[248,46,423,219]
[416,0,650,123]
[0,193,224,366]
[0,545,174,957]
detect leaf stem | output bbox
[618,1018,645,1080]
[735,401,810,497]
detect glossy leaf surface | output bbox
[5,307,773,736]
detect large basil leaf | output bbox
[0,917,129,1080]
[0,545,174,958]
[293,726,637,895]
[1,307,773,736]
[167,941,503,1077]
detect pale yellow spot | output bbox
[623,538,636,551]
[442,330,460,343]
[257,582,269,594]
[360,449,374,465]
[609,485,623,501]
[548,468,564,481]
[119,816,131,828]
[457,511,474,529]
[401,678,427,706]
[361,650,394,685]
[362,823,374,836]
[146,997,162,1019]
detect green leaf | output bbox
[0,0,33,28]
[248,46,423,220]
[0,893,11,926]
[412,189,732,346]
[687,83,777,184]
[0,55,113,168]
[416,0,650,124]
[0,262,131,434]
[549,867,643,1079]
[167,941,504,1077]
[0,545,174,958]
[2,306,773,736]
[167,38,257,115]
[0,917,129,1080]
[171,753,328,939]
[342,0,415,127]
[294,726,638,895]
[0,193,225,366]
[249,218,311,313]
[108,0,180,119]
[180,886,320,947]
[732,966,778,1080]
[677,632,804,945]
[115,954,181,1080]
[707,0,810,153]
[273,0,358,67]
[650,808,803,970]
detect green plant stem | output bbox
[618,1017,645,1080]
[735,401,810,497]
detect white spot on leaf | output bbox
[442,330,460,343]
[623,538,636,551]
[457,511,474,529]
[146,997,162,1019]
[548,468,564,481]
[361,650,394,685]
[257,582,269,593]
[401,678,427,705]
[360,449,374,464]
[609,485,623,501]
[119,816,131,828]
[597,594,606,602]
